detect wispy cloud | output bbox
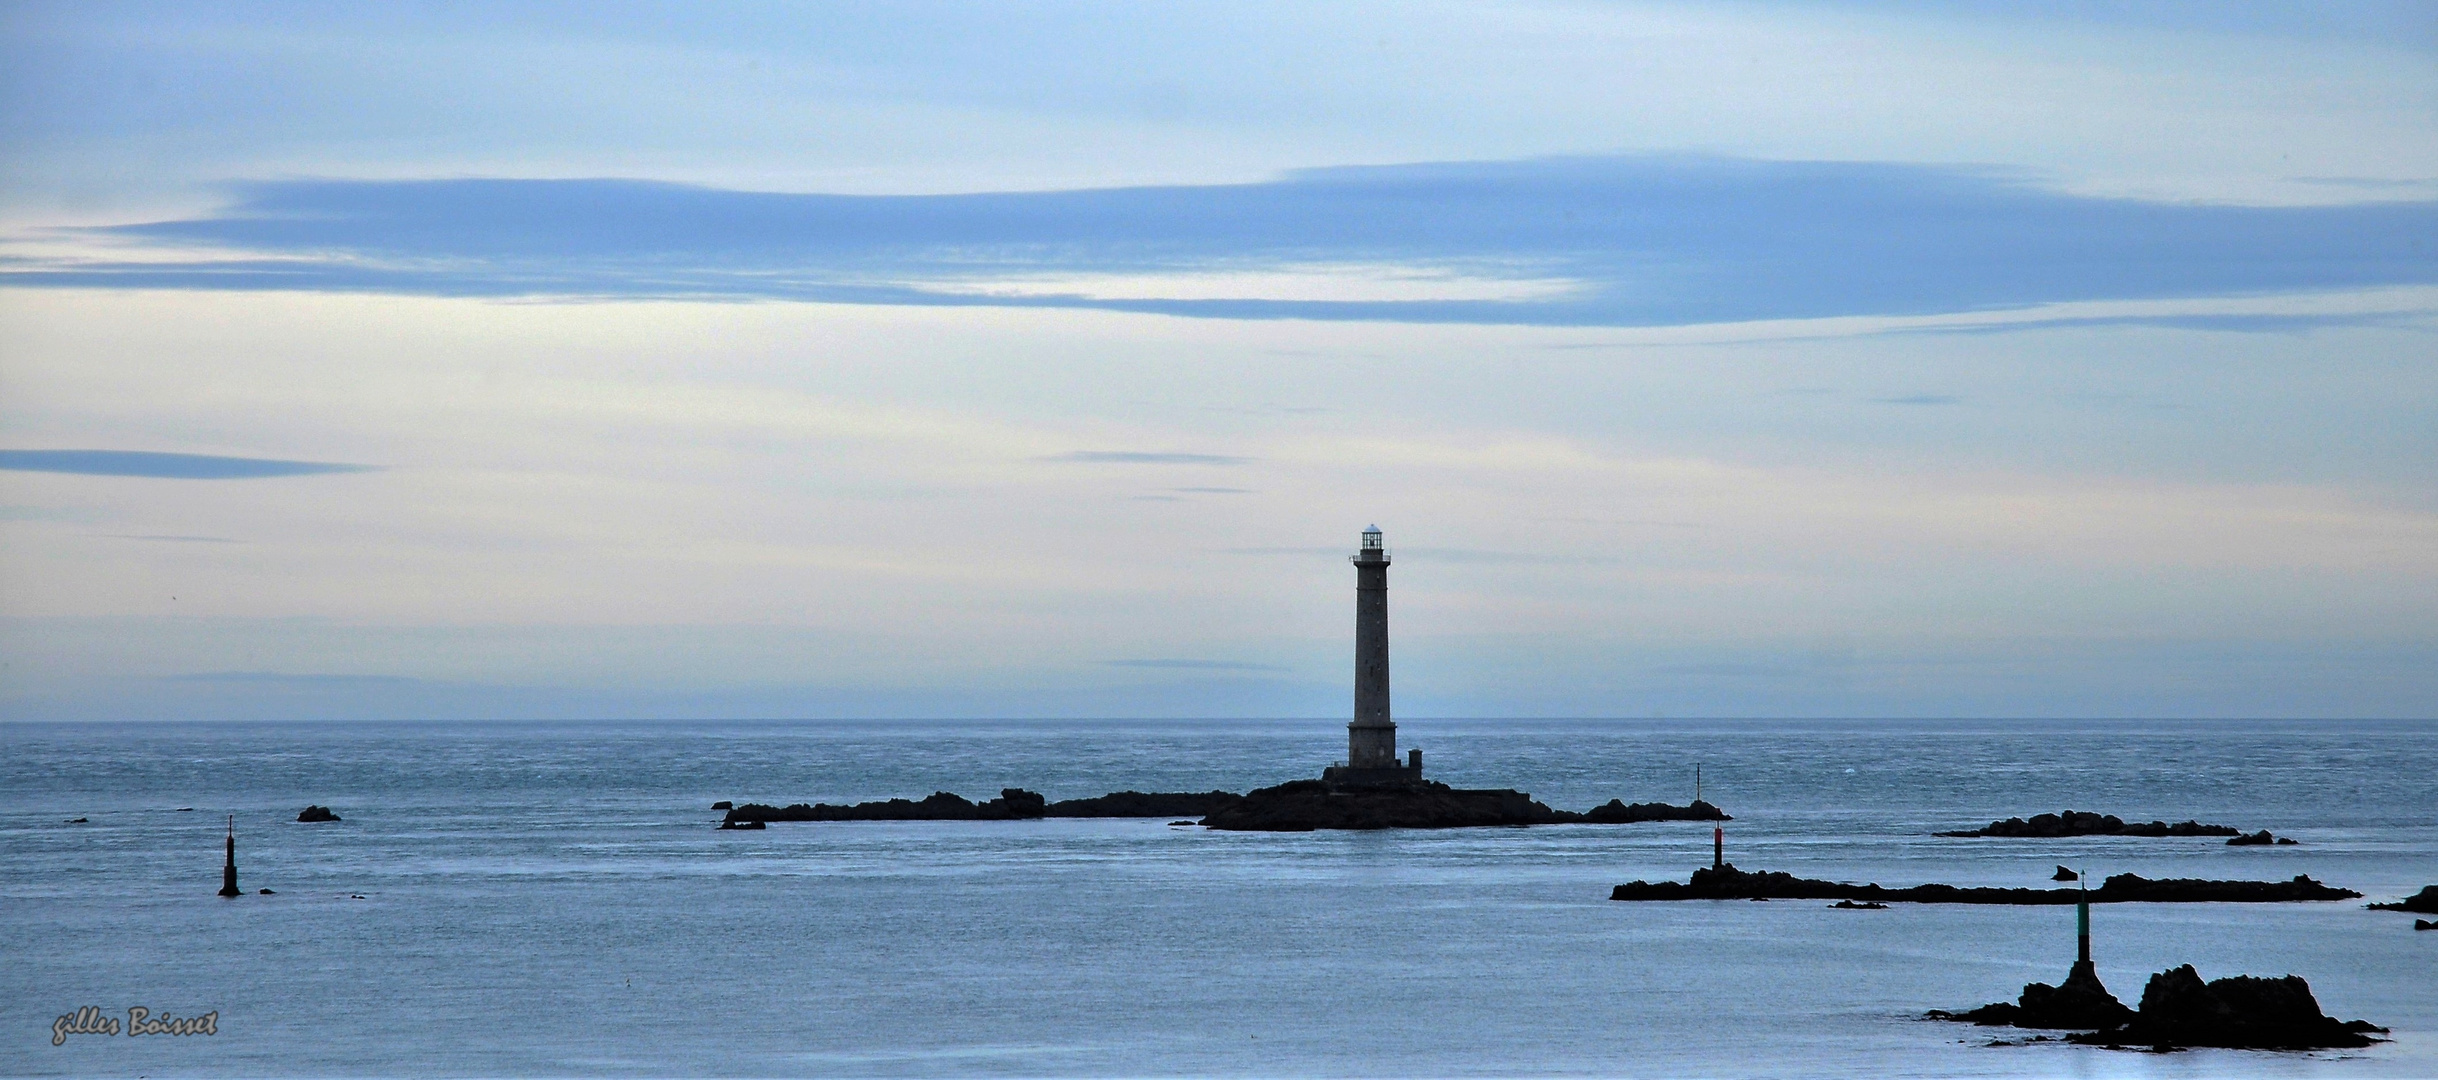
[1890,311,2424,337]
[1045,451,1253,465]
[13,156,2434,327]
[1101,659,1288,672]
[104,534,245,544]
[161,671,423,686]
[0,449,375,479]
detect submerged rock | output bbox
[296,805,341,823]
[1830,899,1887,909]
[2366,885,2438,914]
[2069,966,2386,1050]
[1938,811,2239,838]
[2226,830,2298,846]
[1611,864,2360,904]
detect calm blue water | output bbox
[2,718,2432,1077]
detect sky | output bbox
[1,2,2433,721]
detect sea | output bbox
[2,718,2432,1078]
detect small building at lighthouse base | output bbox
[1322,745,1425,790]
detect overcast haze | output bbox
[3,2,2434,720]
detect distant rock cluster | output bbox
[1937,811,2238,838]
[295,805,340,823]
[1610,864,2360,905]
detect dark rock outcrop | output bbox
[1939,811,2239,838]
[1198,779,1569,831]
[726,788,1049,824]
[1611,864,2360,904]
[710,801,732,810]
[2367,885,2438,913]
[2068,966,2385,1050]
[1046,791,1242,818]
[2416,920,2435,930]
[2226,830,2298,846]
[1929,960,2134,1029]
[1831,899,1887,909]
[296,805,340,823]
[1581,798,1729,823]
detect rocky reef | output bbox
[2367,885,2438,914]
[725,784,1719,831]
[725,789,1052,824]
[2226,830,2298,846]
[295,805,340,823]
[1610,864,2360,904]
[1937,811,2239,838]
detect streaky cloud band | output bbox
[1045,451,1254,465]
[0,450,375,479]
[9,155,2435,327]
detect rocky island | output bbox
[1934,964,2385,1051]
[1937,810,2240,838]
[1198,780,1725,831]
[1610,864,2360,904]
[722,785,1726,832]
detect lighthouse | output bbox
[1324,525,1424,788]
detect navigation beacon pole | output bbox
[2076,870,2092,969]
[1700,765,1724,868]
[218,815,241,898]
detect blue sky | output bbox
[1,3,2433,720]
